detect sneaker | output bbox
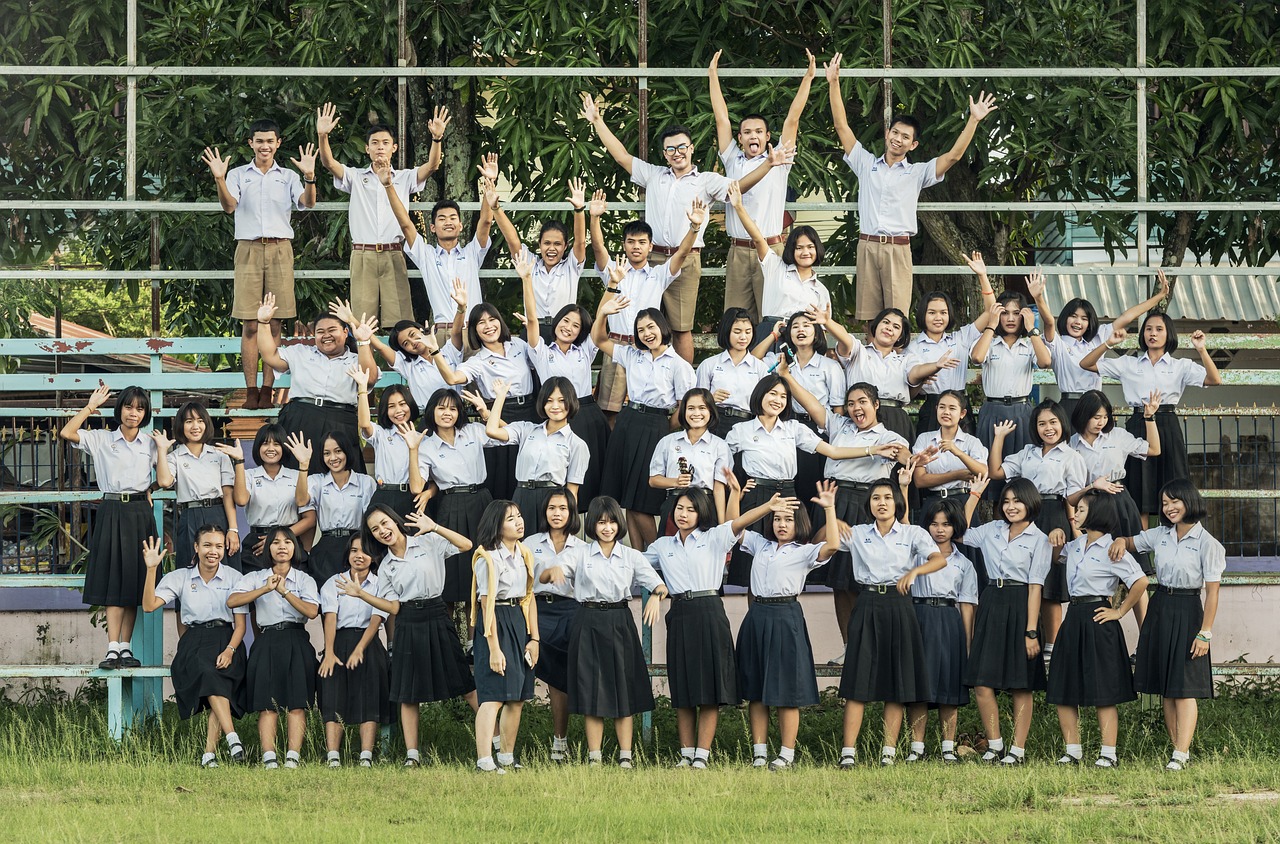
[403,757,420,768]
[284,759,299,769]
[880,754,896,767]
[98,651,121,670]
[359,758,373,768]
[229,743,246,763]
[117,650,142,669]
[618,758,633,770]
[201,757,219,768]
[1095,755,1119,769]
[675,758,693,768]
[768,757,792,771]
[838,754,857,770]
[691,759,708,770]
[1057,754,1081,765]
[263,759,279,770]
[904,750,924,763]
[588,759,601,768]
[752,754,768,768]
[941,751,960,763]
[1164,758,1186,771]
[999,753,1025,766]
[328,758,341,769]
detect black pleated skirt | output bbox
[713,411,751,441]
[793,416,826,508]
[1125,408,1188,513]
[1114,487,1154,575]
[736,600,819,707]
[246,626,318,712]
[474,603,536,704]
[485,399,534,503]
[812,482,873,590]
[913,602,971,707]
[171,624,247,719]
[878,405,916,447]
[1045,600,1137,707]
[370,486,417,519]
[1036,496,1073,603]
[174,504,239,571]
[601,405,670,515]
[309,531,355,588]
[569,398,609,511]
[278,400,364,475]
[534,595,579,692]
[666,595,739,708]
[319,626,393,725]
[568,604,654,718]
[389,600,476,704]
[1134,590,1214,699]
[83,498,157,608]
[242,525,308,573]
[977,400,1033,501]
[915,393,942,435]
[963,584,1047,691]
[431,487,493,603]
[728,480,794,588]
[838,587,931,703]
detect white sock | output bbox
[694,748,710,762]
[107,640,120,654]
[1043,643,1054,656]
[285,750,300,762]
[327,750,340,761]
[119,640,132,654]
[618,750,632,762]
[1172,749,1189,763]
[910,741,925,754]
[552,736,568,751]
[405,749,420,761]
[680,746,695,761]
[1100,744,1116,759]
[477,755,497,771]
[496,752,514,767]
[224,731,241,748]
[262,751,277,763]
[753,743,768,758]
[941,740,956,753]
[841,746,856,759]
[588,750,603,763]
[988,738,1005,753]
[1065,743,1083,760]
[881,745,897,759]
[359,750,373,761]
[1008,745,1025,759]
[778,746,795,763]
[201,752,216,765]
[492,735,502,751]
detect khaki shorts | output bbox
[650,250,702,332]
[350,248,412,326]
[724,241,783,325]
[596,353,629,413]
[855,238,913,320]
[232,239,297,320]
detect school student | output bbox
[696,307,770,438]
[318,534,392,768]
[835,481,948,767]
[315,102,450,326]
[231,424,316,572]
[911,390,989,528]
[356,296,465,409]
[648,388,733,533]
[960,476,1052,765]
[162,401,240,570]
[469,500,539,773]
[539,496,670,768]
[348,365,427,517]
[970,292,1053,467]
[1048,491,1149,767]
[525,487,586,762]
[201,122,316,408]
[60,385,167,670]
[141,527,247,768]
[905,499,978,763]
[339,505,477,767]
[286,430,376,586]
[227,527,321,769]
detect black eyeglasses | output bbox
[663,143,691,154]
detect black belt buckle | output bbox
[868,584,891,595]
[190,620,230,629]
[261,621,302,631]
[378,482,411,492]
[933,487,970,499]
[517,480,559,490]
[505,393,531,407]
[717,406,751,420]
[994,579,1026,588]
[1070,595,1109,606]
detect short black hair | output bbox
[846,381,881,408]
[1137,312,1179,353]
[585,496,628,542]
[869,308,910,350]
[342,533,375,573]
[252,423,289,465]
[361,503,407,559]
[174,401,216,445]
[863,480,906,522]
[1079,490,1123,536]
[377,384,420,429]
[194,523,227,543]
[718,308,754,350]
[536,376,579,421]
[1057,298,1100,342]
[738,113,770,132]
[995,291,1030,338]
[247,118,281,139]
[889,114,923,142]
[917,292,958,333]
[1000,478,1043,523]
[113,386,152,428]
[540,487,582,535]
[923,497,968,543]
[319,429,366,475]
[538,220,569,242]
[466,302,512,350]
[365,124,395,143]
[422,388,467,436]
[312,312,358,353]
[749,374,793,421]
[782,226,824,267]
[1029,399,1070,447]
[431,199,461,223]
[781,310,829,355]
[658,124,694,147]
[1071,390,1115,436]
[677,387,719,432]
[634,308,673,351]
[673,487,718,532]
[263,526,304,565]
[550,303,592,345]
[474,499,520,551]
[622,220,653,241]
[388,320,427,360]
[1158,478,1208,527]
[935,389,975,435]
[762,499,812,544]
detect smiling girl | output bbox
[648,388,732,534]
[161,401,240,570]
[696,307,769,438]
[287,430,376,586]
[232,424,316,572]
[350,366,425,519]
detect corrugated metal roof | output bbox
[1045,274,1280,323]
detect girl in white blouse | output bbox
[287,430,376,586]
[349,366,427,518]
[648,387,732,533]
[232,424,316,572]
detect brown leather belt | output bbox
[730,235,785,249]
[608,332,634,344]
[859,233,911,245]
[352,242,403,252]
[651,244,701,256]
[240,237,289,244]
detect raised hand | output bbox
[721,466,742,495]
[1190,329,1208,351]
[766,140,797,167]
[992,419,1017,439]
[85,383,112,413]
[513,249,535,282]
[285,431,312,466]
[405,511,437,536]
[428,105,452,140]
[346,364,370,390]
[579,92,601,124]
[686,197,707,229]
[353,312,378,343]
[482,176,499,210]
[492,378,511,398]
[316,102,341,136]
[1026,269,1046,300]
[212,438,245,462]
[151,429,174,453]
[567,177,586,210]
[708,49,722,72]
[769,495,800,514]
[934,350,958,370]
[1107,327,1128,348]
[142,536,166,569]
[969,472,990,499]
[450,277,468,313]
[461,390,488,415]
[726,180,743,209]
[476,152,499,183]
[1155,268,1171,301]
[290,143,317,177]
[811,479,837,510]
[969,91,998,121]
[1021,307,1037,333]
[334,574,364,598]
[588,189,607,217]
[965,250,987,277]
[372,161,393,186]
[600,295,631,316]
[257,293,279,324]
[328,298,356,325]
[396,421,424,451]
[1142,390,1164,418]
[201,147,230,180]
[608,262,626,288]
[824,52,842,84]
[898,456,917,488]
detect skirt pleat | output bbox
[913,602,971,707]
[666,596,739,708]
[533,596,579,692]
[512,486,555,530]
[485,400,534,503]
[812,483,872,590]
[1036,496,1073,603]
[1134,591,1214,699]
[174,504,238,571]
[838,588,931,703]
[473,603,536,704]
[568,605,654,718]
[388,601,476,704]
[241,525,309,573]
[246,627,318,712]
[977,401,1033,501]
[735,601,819,707]
[793,417,826,509]
[601,406,670,515]
[278,401,363,475]
[83,498,157,608]
[728,481,795,588]
[963,584,1047,691]
[370,486,417,520]
[431,488,493,603]
[1125,409,1188,513]
[171,625,247,719]
[308,532,353,588]
[569,399,610,510]
[915,393,942,435]
[878,405,916,447]
[318,626,393,725]
[1045,602,1137,707]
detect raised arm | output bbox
[59,384,110,444]
[568,178,588,264]
[1113,270,1171,334]
[935,92,998,177]
[1190,330,1223,386]
[515,249,540,347]
[587,191,611,272]
[779,50,817,147]
[591,284,629,359]
[963,474,989,526]
[1023,308,1052,368]
[825,53,857,154]
[907,349,958,390]
[727,181,771,261]
[289,144,318,209]
[666,199,706,274]
[406,512,472,553]
[708,50,733,153]
[964,251,999,331]
[1025,270,1054,342]
[808,304,855,359]
[140,537,168,613]
[286,433,314,507]
[200,148,237,213]
[485,380,513,443]
[776,355,827,427]
[736,141,794,193]
[969,301,1002,364]
[986,421,1015,480]
[416,106,451,183]
[378,162,419,247]
[348,365,375,438]
[252,294,289,371]
[580,93,634,174]
[1079,327,1124,373]
[475,164,498,249]
[314,102,346,180]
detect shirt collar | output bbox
[432,241,465,258]
[1083,533,1114,553]
[874,154,912,169]
[1173,523,1205,542]
[190,564,232,584]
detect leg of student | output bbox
[777,707,799,751]
[1056,704,1080,747]
[833,590,856,644]
[841,700,866,749]
[1097,705,1119,750]
[882,702,905,751]
[748,702,770,746]
[205,712,223,755]
[104,606,125,648]
[498,700,524,755]
[349,252,378,330]
[400,702,420,752]
[1173,699,1198,755]
[233,241,264,397]
[475,700,501,761]
[614,715,634,754]
[626,510,657,554]
[676,707,695,750]
[659,251,702,364]
[975,686,1001,740]
[550,687,570,738]
[119,606,138,644]
[885,242,913,315]
[584,715,605,753]
[939,705,959,744]
[382,251,413,326]
[1162,696,1178,744]
[1010,690,1035,748]
[285,708,306,753]
[325,720,343,755]
[723,245,764,326]
[854,238,885,322]
[359,721,377,755]
[1041,599,1063,645]
[908,702,929,744]
[207,695,236,740]
[695,705,718,751]
[258,710,279,755]
[463,689,479,714]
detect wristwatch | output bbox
[1025,630,1040,640]
[1029,328,1042,337]
[1197,629,1213,641]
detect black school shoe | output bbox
[117,650,142,669]
[98,651,120,670]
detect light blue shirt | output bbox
[613,344,695,410]
[1133,524,1226,591]
[906,325,981,395]
[648,431,732,491]
[376,533,458,602]
[558,542,665,603]
[961,521,1052,585]
[911,547,979,604]
[225,161,306,240]
[230,567,320,626]
[305,472,376,531]
[725,418,821,480]
[911,430,989,492]
[1002,443,1088,498]
[527,532,585,598]
[320,571,388,628]
[1069,429,1149,483]
[740,531,825,598]
[153,564,239,626]
[644,522,739,594]
[843,142,942,236]
[74,428,155,494]
[839,522,939,585]
[1062,534,1146,597]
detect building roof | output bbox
[1045,273,1280,324]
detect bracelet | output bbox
[982,326,995,333]
[981,289,993,295]
[432,135,444,142]
[356,340,371,346]
[606,286,621,294]
[571,205,585,212]
[1144,415,1154,421]
[256,319,272,325]
[227,528,239,534]
[230,458,244,466]
[529,638,540,643]
[969,491,981,497]
[303,177,316,184]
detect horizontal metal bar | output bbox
[0,490,175,503]
[0,407,284,418]
[0,372,404,390]
[0,664,170,678]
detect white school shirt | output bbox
[1069,429,1149,483]
[1132,524,1226,591]
[403,235,491,325]
[528,337,598,398]
[762,352,845,415]
[1096,353,1208,407]
[1061,534,1146,597]
[906,324,981,395]
[843,142,942,236]
[456,339,536,399]
[474,544,529,600]
[153,564,239,626]
[759,251,832,320]
[334,166,425,243]
[276,344,361,404]
[612,344,695,409]
[695,351,770,413]
[505,422,589,485]
[648,430,732,491]
[320,571,388,628]
[74,428,155,494]
[519,245,584,317]
[629,159,731,248]
[721,140,791,239]
[1047,324,1114,393]
[740,531,825,597]
[225,162,306,240]
[394,346,461,407]
[375,533,457,601]
[839,343,912,403]
[644,522,738,594]
[822,416,907,483]
[725,417,821,480]
[363,425,414,485]
[600,258,678,336]
[244,466,312,527]
[911,430,989,492]
[1001,442,1087,497]
[527,532,585,598]
[305,472,377,531]
[961,521,1052,585]
[417,424,493,489]
[558,542,666,603]
[979,336,1038,398]
[230,567,320,626]
[911,547,980,604]
[166,444,234,503]
[840,522,940,585]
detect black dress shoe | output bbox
[117,651,142,669]
[98,652,121,670]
